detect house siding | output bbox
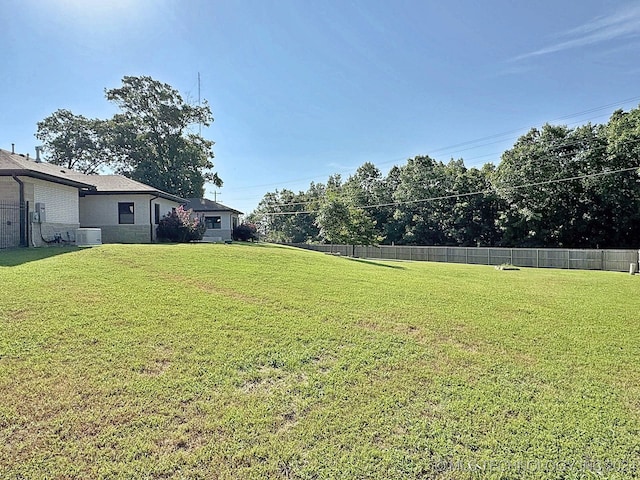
[0,177,80,247]
[32,179,79,224]
[99,225,151,244]
[80,194,181,243]
[29,179,80,246]
[0,177,19,202]
[197,211,239,241]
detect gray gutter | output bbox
[80,190,186,203]
[11,175,27,247]
[1,170,95,190]
[149,195,159,243]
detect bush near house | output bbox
[233,222,259,242]
[156,206,206,242]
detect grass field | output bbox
[1,243,639,479]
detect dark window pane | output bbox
[118,202,135,224]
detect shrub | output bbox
[156,206,206,242]
[233,222,259,242]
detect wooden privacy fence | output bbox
[285,243,639,272]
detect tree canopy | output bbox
[36,76,221,198]
[250,105,640,249]
[35,110,110,174]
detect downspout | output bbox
[12,175,27,247]
[149,195,159,243]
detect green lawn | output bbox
[1,243,639,479]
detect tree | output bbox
[315,197,352,244]
[378,166,405,244]
[35,109,111,174]
[248,188,320,243]
[315,196,380,246]
[493,123,618,247]
[598,107,640,247]
[343,162,387,241]
[107,76,221,197]
[433,160,503,247]
[36,76,222,198]
[392,155,447,245]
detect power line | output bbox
[262,165,640,216]
[234,96,640,204]
[261,130,637,210]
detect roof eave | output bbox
[81,189,185,203]
[188,206,244,215]
[0,170,96,190]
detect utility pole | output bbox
[212,191,222,202]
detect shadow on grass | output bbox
[0,246,79,267]
[231,242,299,250]
[230,241,270,247]
[345,257,406,270]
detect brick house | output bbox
[183,198,243,242]
[73,174,185,244]
[0,148,184,247]
[0,148,95,247]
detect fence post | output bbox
[567,250,570,270]
[536,249,539,268]
[601,250,604,271]
[487,248,491,266]
[510,249,513,265]
[465,248,468,264]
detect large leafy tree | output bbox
[434,160,503,247]
[392,155,448,245]
[492,121,638,248]
[599,107,640,247]
[315,196,379,246]
[342,162,387,241]
[106,76,221,197]
[251,105,640,249]
[36,76,221,197]
[247,188,320,243]
[35,109,111,174]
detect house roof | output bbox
[0,149,96,190]
[72,174,185,203]
[184,197,243,215]
[1,147,188,203]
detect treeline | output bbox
[248,106,640,249]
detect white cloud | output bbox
[512,4,640,61]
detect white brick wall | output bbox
[0,177,20,202]
[32,179,79,224]
[80,194,181,227]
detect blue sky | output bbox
[2,0,640,215]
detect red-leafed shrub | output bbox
[233,222,259,242]
[157,206,206,242]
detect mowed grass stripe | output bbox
[0,243,639,479]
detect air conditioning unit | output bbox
[76,228,102,246]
